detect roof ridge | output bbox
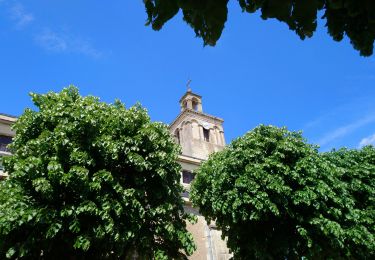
[0,112,18,119]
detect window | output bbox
[175,129,180,144]
[192,100,198,111]
[0,156,3,171]
[203,128,210,142]
[182,170,195,184]
[0,135,12,153]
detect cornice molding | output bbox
[0,113,17,123]
[169,109,224,130]
[179,91,202,103]
[177,154,204,165]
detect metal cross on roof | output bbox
[186,79,192,92]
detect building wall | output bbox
[0,114,16,179]
[183,203,232,260]
[171,91,232,259]
[177,155,232,260]
[170,111,225,161]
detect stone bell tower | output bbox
[170,88,225,162]
[169,87,231,260]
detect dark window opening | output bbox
[0,156,4,171]
[192,101,198,111]
[182,170,195,184]
[203,128,210,142]
[175,129,180,144]
[0,135,12,153]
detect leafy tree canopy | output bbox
[191,125,374,259]
[0,86,196,259]
[323,146,375,258]
[144,0,375,56]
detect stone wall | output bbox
[184,205,232,260]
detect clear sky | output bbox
[1,0,375,151]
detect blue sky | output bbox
[1,0,375,151]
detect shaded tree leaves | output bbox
[144,0,229,46]
[144,0,375,56]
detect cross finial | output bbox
[186,79,192,92]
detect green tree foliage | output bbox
[323,146,375,258]
[191,125,374,259]
[0,86,196,259]
[143,0,375,56]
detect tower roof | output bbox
[179,90,202,103]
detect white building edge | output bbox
[0,113,16,179]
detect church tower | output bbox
[170,88,225,163]
[169,88,231,260]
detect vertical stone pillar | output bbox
[199,125,204,140]
[220,131,226,146]
[213,128,219,145]
[184,122,193,156]
[197,102,203,112]
[178,128,183,144]
[187,99,193,109]
[192,123,199,139]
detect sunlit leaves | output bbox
[191,125,374,259]
[0,86,195,259]
[323,146,375,258]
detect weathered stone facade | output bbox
[170,90,225,160]
[170,89,231,260]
